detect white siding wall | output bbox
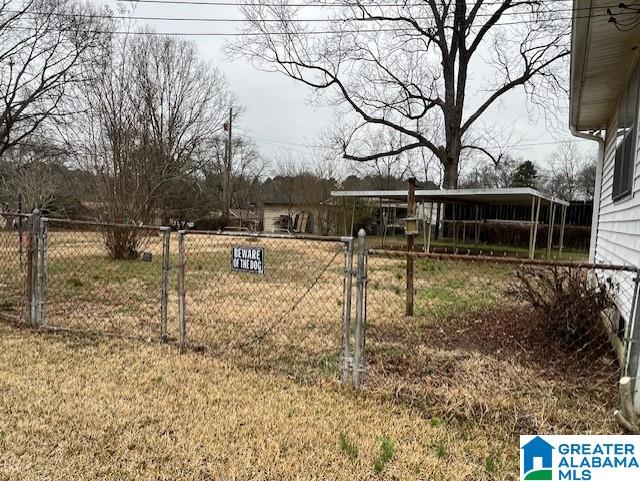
[594,74,640,407]
[594,102,640,321]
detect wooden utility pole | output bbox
[223,106,233,217]
[406,177,416,316]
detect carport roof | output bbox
[330,187,569,206]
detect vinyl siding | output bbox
[593,88,640,322]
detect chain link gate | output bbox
[176,229,367,384]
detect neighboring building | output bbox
[260,202,315,234]
[570,0,640,406]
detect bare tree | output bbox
[545,143,593,201]
[73,30,234,257]
[0,0,102,157]
[231,0,569,187]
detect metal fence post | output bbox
[38,217,48,327]
[340,237,354,384]
[160,226,171,342]
[28,209,41,327]
[178,230,187,352]
[352,229,367,388]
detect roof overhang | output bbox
[570,0,640,131]
[331,187,569,206]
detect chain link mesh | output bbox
[366,251,637,433]
[44,219,165,339]
[0,212,30,323]
[182,232,348,379]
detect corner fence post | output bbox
[340,237,354,384]
[352,229,367,388]
[38,217,48,327]
[160,227,171,342]
[178,230,187,353]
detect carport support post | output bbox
[558,205,567,257]
[160,226,171,342]
[340,237,354,385]
[530,198,541,259]
[352,229,367,388]
[426,202,434,254]
[178,230,187,352]
[528,197,535,258]
[406,178,416,317]
[546,202,556,259]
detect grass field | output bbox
[0,227,624,480]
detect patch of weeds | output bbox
[320,353,338,377]
[372,281,380,290]
[433,441,447,459]
[394,272,403,280]
[430,417,444,427]
[393,286,402,296]
[339,432,358,460]
[373,436,396,474]
[485,455,498,476]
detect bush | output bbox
[507,265,615,349]
[103,226,142,260]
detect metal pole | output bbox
[352,229,366,388]
[528,197,535,258]
[38,218,48,327]
[178,230,187,352]
[426,202,433,254]
[546,202,556,259]
[29,209,40,327]
[559,204,567,257]
[340,238,354,384]
[531,198,541,259]
[422,203,427,253]
[160,226,171,342]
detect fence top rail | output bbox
[0,211,31,220]
[186,229,353,244]
[368,248,640,273]
[42,217,164,231]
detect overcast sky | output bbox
[91,0,596,177]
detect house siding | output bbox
[593,70,640,407]
[594,97,640,322]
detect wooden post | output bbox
[406,178,416,316]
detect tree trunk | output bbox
[443,158,459,189]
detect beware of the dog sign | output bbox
[231,245,264,274]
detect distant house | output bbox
[260,202,314,234]
[570,0,640,407]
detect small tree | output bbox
[511,160,538,188]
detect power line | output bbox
[9,4,622,23]
[115,0,574,7]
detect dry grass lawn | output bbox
[0,321,522,481]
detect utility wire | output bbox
[7,3,621,22]
[114,0,575,7]
[2,13,608,36]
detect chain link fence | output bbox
[42,218,168,339]
[177,231,360,380]
[0,212,30,323]
[4,211,640,424]
[364,248,639,432]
